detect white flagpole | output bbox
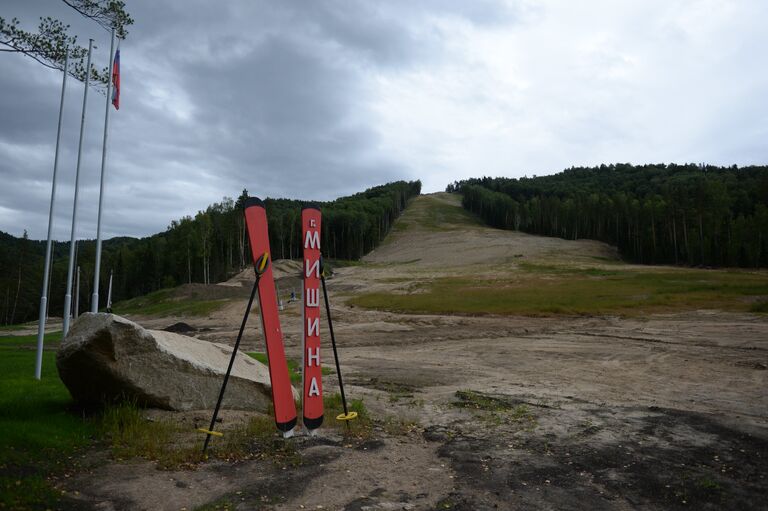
[62,39,94,337]
[34,52,69,379]
[92,28,116,313]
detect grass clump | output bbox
[99,401,201,468]
[350,266,768,316]
[381,417,420,436]
[99,402,303,469]
[113,288,226,317]
[215,415,301,467]
[247,353,333,385]
[453,390,536,429]
[323,393,373,440]
[454,390,513,411]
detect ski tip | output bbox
[303,415,324,430]
[244,196,264,209]
[302,202,321,212]
[276,416,298,433]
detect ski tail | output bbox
[302,204,324,430]
[244,197,297,434]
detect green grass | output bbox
[99,402,302,469]
[247,352,334,385]
[350,266,768,316]
[325,259,365,268]
[192,395,373,511]
[0,323,28,331]
[389,194,482,235]
[0,330,62,348]
[417,197,482,231]
[100,401,197,467]
[375,277,413,283]
[453,390,537,429]
[113,287,227,317]
[0,334,372,508]
[0,319,375,493]
[0,342,95,509]
[517,262,625,276]
[453,390,516,411]
[323,392,373,439]
[100,393,373,472]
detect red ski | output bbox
[244,197,297,435]
[302,205,324,430]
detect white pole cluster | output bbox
[34,25,121,379]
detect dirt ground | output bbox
[64,194,767,510]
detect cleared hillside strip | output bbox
[451,164,768,268]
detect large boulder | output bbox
[56,313,297,411]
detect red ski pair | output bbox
[243,198,323,435]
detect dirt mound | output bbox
[218,259,302,287]
[163,322,196,333]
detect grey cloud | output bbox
[2,0,765,241]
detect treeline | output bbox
[0,180,421,325]
[448,164,768,267]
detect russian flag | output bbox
[111,49,120,110]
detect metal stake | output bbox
[320,260,352,423]
[201,272,262,454]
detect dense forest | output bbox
[449,164,768,268]
[1,180,421,325]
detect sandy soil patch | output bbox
[65,194,767,510]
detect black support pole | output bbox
[320,266,350,420]
[202,274,261,454]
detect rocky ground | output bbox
[60,194,767,510]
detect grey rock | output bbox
[56,312,297,411]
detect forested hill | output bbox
[0,180,421,325]
[449,164,768,268]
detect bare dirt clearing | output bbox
[64,193,767,510]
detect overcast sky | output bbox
[1,0,766,240]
